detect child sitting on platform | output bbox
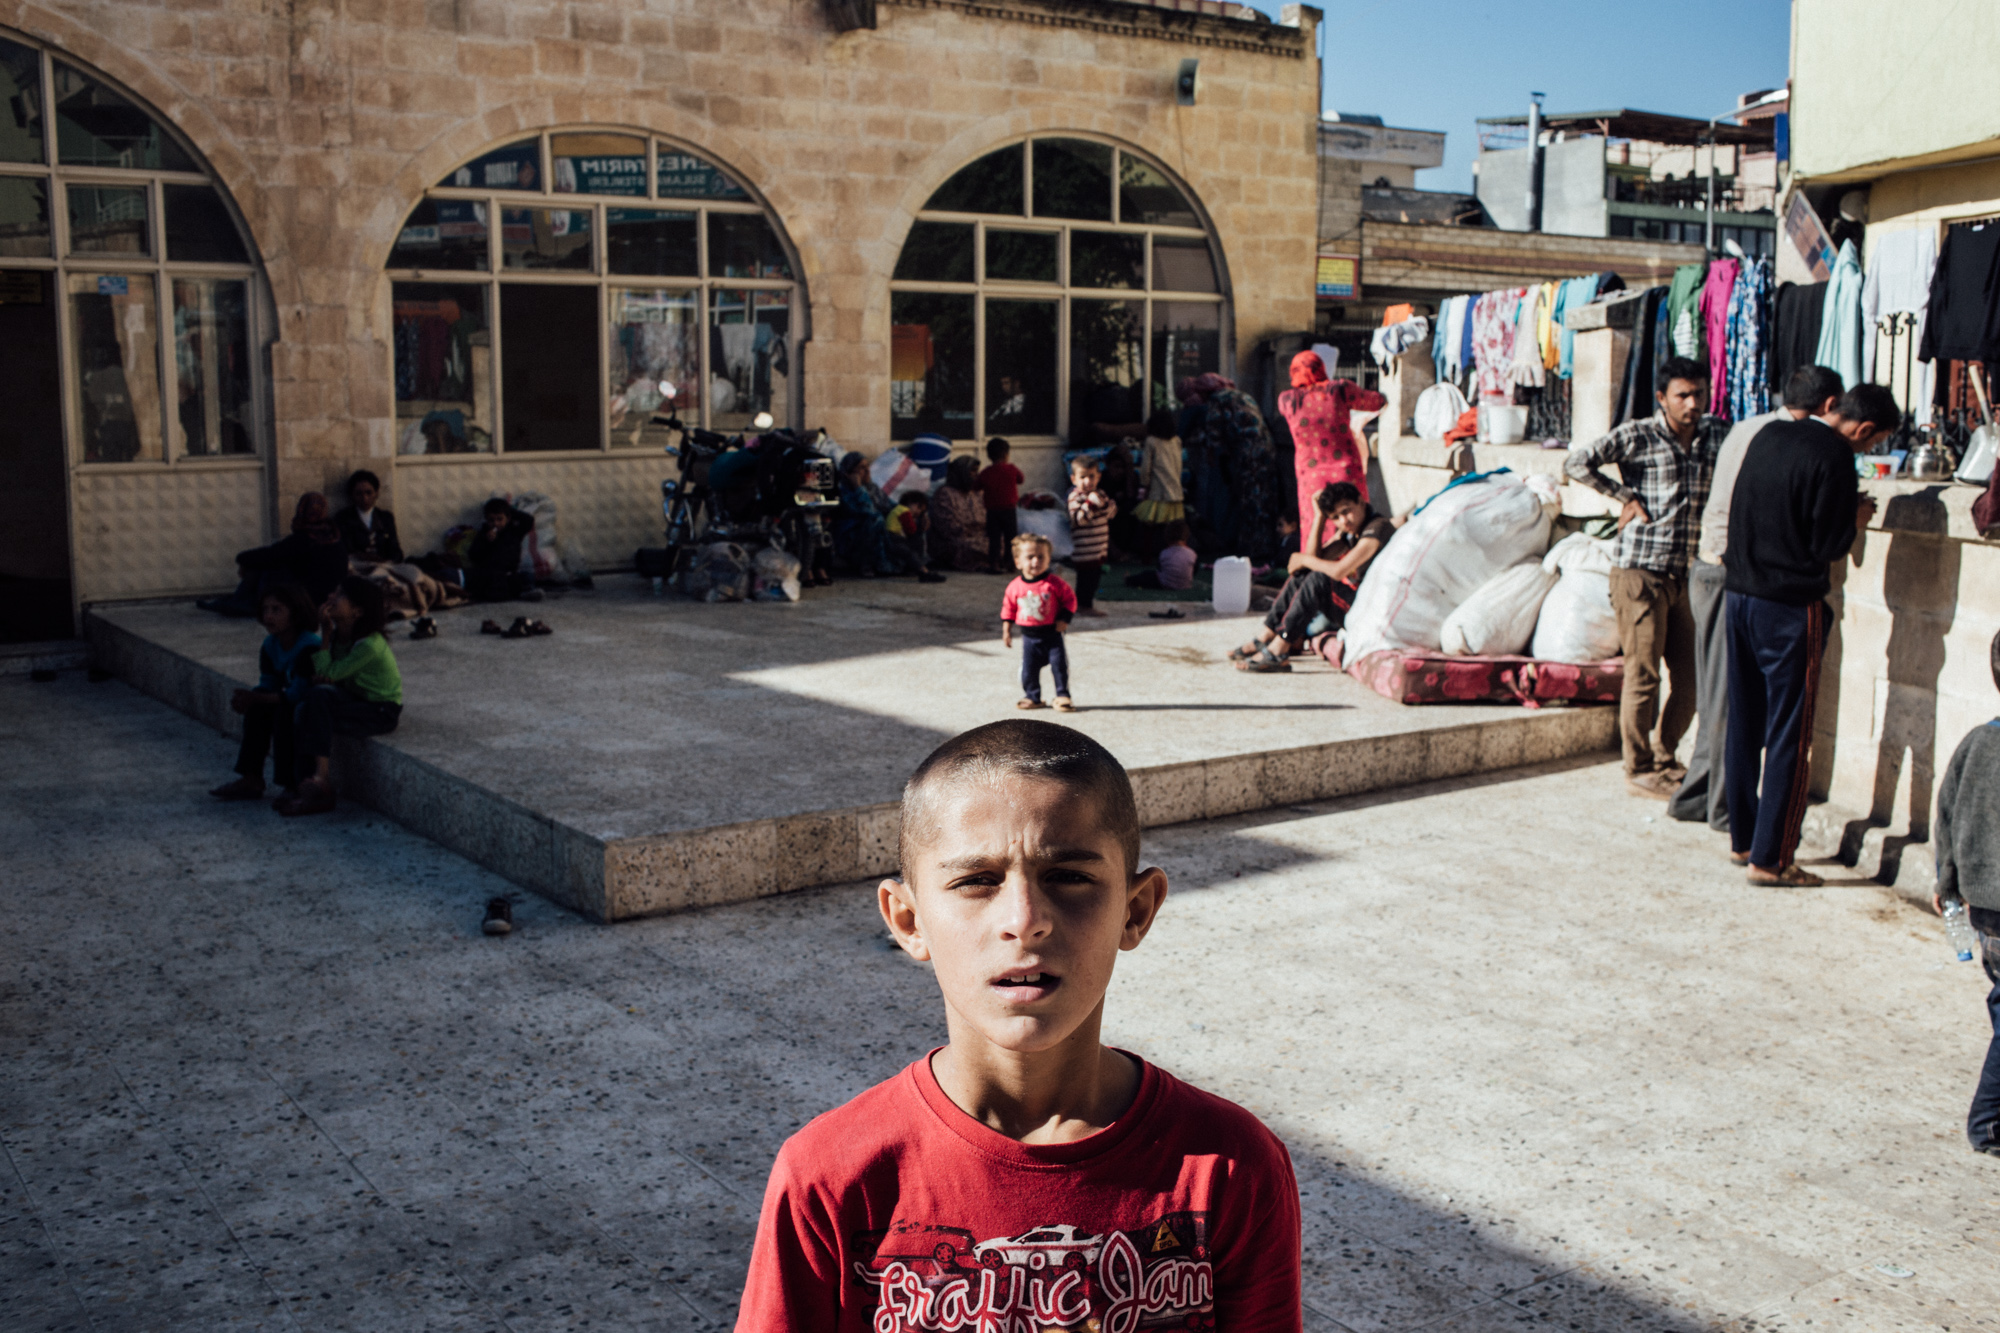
[209,582,322,802]
[275,575,404,817]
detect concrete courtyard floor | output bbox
[3,673,1997,1332]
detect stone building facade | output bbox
[0,0,1321,634]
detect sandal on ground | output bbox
[480,619,504,635]
[502,617,533,639]
[276,778,337,818]
[409,616,438,640]
[1237,648,1293,673]
[1747,864,1822,887]
[526,618,553,636]
[1149,608,1186,620]
[209,776,265,801]
[1054,696,1076,712]
[1729,850,1752,866]
[1227,641,1264,662]
[1016,698,1047,710]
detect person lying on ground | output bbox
[276,575,403,818]
[884,490,948,583]
[209,582,322,802]
[465,498,543,603]
[1124,518,1198,590]
[334,469,403,564]
[735,719,1303,1330]
[197,492,350,617]
[1231,481,1393,673]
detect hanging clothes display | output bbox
[1814,239,1865,390]
[1769,280,1828,394]
[1918,217,2000,366]
[1862,227,1938,422]
[1699,258,1739,410]
[1459,293,1478,380]
[1537,280,1561,371]
[1471,287,1522,401]
[1723,257,1772,422]
[1665,262,1708,359]
[1509,285,1546,389]
[1615,287,1668,426]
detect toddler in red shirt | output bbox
[1001,532,1078,712]
[735,720,1304,1332]
[978,437,1025,569]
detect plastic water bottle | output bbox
[1212,556,1252,616]
[1943,899,1978,963]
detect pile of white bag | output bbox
[1341,472,1560,662]
[1438,560,1556,656]
[1528,533,1621,663]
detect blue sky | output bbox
[1239,0,1792,191]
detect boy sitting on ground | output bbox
[885,489,948,584]
[736,720,1303,1330]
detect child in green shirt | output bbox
[277,575,404,817]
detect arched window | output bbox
[386,131,802,455]
[0,32,262,465]
[889,136,1226,446]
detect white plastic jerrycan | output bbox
[1211,555,1252,615]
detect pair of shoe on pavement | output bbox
[481,617,552,638]
[207,775,335,817]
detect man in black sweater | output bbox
[1720,383,1896,886]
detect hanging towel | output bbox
[1724,258,1772,422]
[1510,285,1546,388]
[1665,262,1708,360]
[1472,288,1520,401]
[1863,228,1938,422]
[1700,258,1740,415]
[1814,239,1865,390]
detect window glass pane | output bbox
[500,207,592,271]
[707,212,791,279]
[1070,230,1143,289]
[1152,237,1217,293]
[0,177,49,257]
[610,288,700,447]
[68,272,162,463]
[67,184,148,255]
[1033,139,1112,222]
[709,289,790,431]
[924,145,1023,215]
[889,291,974,441]
[607,208,698,276]
[392,282,493,454]
[502,283,599,451]
[163,184,249,264]
[1069,299,1144,444]
[1150,301,1221,414]
[53,64,194,171]
[985,229,1057,283]
[0,37,43,163]
[1119,155,1200,228]
[656,149,748,201]
[171,278,253,456]
[984,299,1057,435]
[893,221,973,282]
[551,132,647,196]
[388,198,488,271]
[441,138,540,190]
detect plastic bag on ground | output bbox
[681,542,752,602]
[751,546,803,602]
[1341,472,1558,661]
[1530,534,1621,663]
[1439,559,1556,656]
[1015,504,1073,561]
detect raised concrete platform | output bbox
[87,580,1615,920]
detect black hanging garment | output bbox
[1769,281,1829,394]
[1918,219,2000,364]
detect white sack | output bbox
[1530,536,1622,663]
[1412,381,1470,440]
[1015,504,1073,561]
[1439,559,1557,656]
[870,449,932,499]
[1342,473,1559,661]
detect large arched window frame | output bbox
[0,30,266,467]
[385,129,804,458]
[888,135,1229,447]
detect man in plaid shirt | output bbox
[1564,356,1728,799]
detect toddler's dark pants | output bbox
[1071,561,1103,609]
[235,696,297,789]
[985,506,1018,568]
[1723,592,1828,871]
[1018,628,1069,703]
[1972,907,2000,1153]
[295,684,403,765]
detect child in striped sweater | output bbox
[1066,455,1117,617]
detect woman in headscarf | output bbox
[928,454,991,571]
[1277,350,1385,540]
[198,492,354,617]
[832,452,894,577]
[1177,371,1279,561]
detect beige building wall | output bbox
[9,0,1321,593]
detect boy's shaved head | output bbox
[901,720,1141,877]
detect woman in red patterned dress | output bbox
[1276,349,1385,539]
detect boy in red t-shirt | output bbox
[1001,532,1078,712]
[978,437,1025,569]
[735,720,1304,1332]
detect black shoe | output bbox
[482,898,513,936]
[409,616,438,640]
[917,571,947,584]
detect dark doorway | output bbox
[0,269,73,642]
[500,284,598,453]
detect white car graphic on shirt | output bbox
[971,1224,1102,1271]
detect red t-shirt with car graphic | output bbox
[735,1052,1303,1332]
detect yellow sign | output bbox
[1316,254,1357,300]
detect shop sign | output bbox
[554,155,646,196]
[97,275,127,296]
[1315,254,1358,300]
[657,152,748,201]
[1782,193,1834,282]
